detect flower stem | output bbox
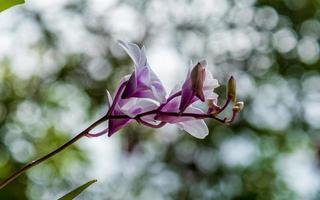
[0,115,108,190]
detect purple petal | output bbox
[122,71,137,99]
[161,96,180,112]
[108,118,132,136]
[108,108,132,136]
[179,78,195,112]
[137,66,151,85]
[151,80,167,103]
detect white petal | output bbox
[203,69,219,101]
[106,90,113,108]
[177,120,209,139]
[199,59,207,67]
[203,70,219,90]
[149,66,167,102]
[120,98,159,117]
[169,84,181,96]
[204,90,219,100]
[151,85,166,103]
[185,106,205,114]
[140,114,160,126]
[189,59,194,67]
[118,40,146,67]
[140,46,147,66]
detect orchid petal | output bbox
[161,96,180,113]
[122,70,137,99]
[177,120,209,139]
[157,96,206,123]
[185,105,205,114]
[169,84,181,96]
[118,41,167,103]
[108,107,132,136]
[120,98,159,118]
[108,118,132,136]
[203,70,219,93]
[199,60,207,67]
[118,40,147,67]
[179,77,194,112]
[140,114,160,126]
[190,61,206,101]
[204,91,218,100]
[106,90,113,108]
[159,105,206,123]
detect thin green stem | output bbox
[0,115,108,190]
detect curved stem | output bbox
[86,128,109,138]
[214,97,231,115]
[225,110,238,124]
[0,115,108,190]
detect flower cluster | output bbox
[86,41,243,139]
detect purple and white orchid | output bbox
[0,41,245,190]
[86,41,244,139]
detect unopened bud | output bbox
[232,101,244,112]
[191,62,206,101]
[227,76,236,103]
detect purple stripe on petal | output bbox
[122,71,137,99]
[179,79,195,112]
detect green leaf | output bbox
[58,179,97,200]
[0,0,25,12]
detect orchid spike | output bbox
[86,41,242,139]
[0,41,245,190]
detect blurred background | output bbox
[0,0,320,199]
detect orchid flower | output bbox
[87,41,165,137]
[179,60,219,112]
[86,41,244,138]
[118,40,167,103]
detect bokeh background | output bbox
[1,0,320,199]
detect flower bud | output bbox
[232,101,244,112]
[191,62,205,101]
[227,76,236,103]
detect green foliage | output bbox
[58,179,97,200]
[0,0,24,12]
